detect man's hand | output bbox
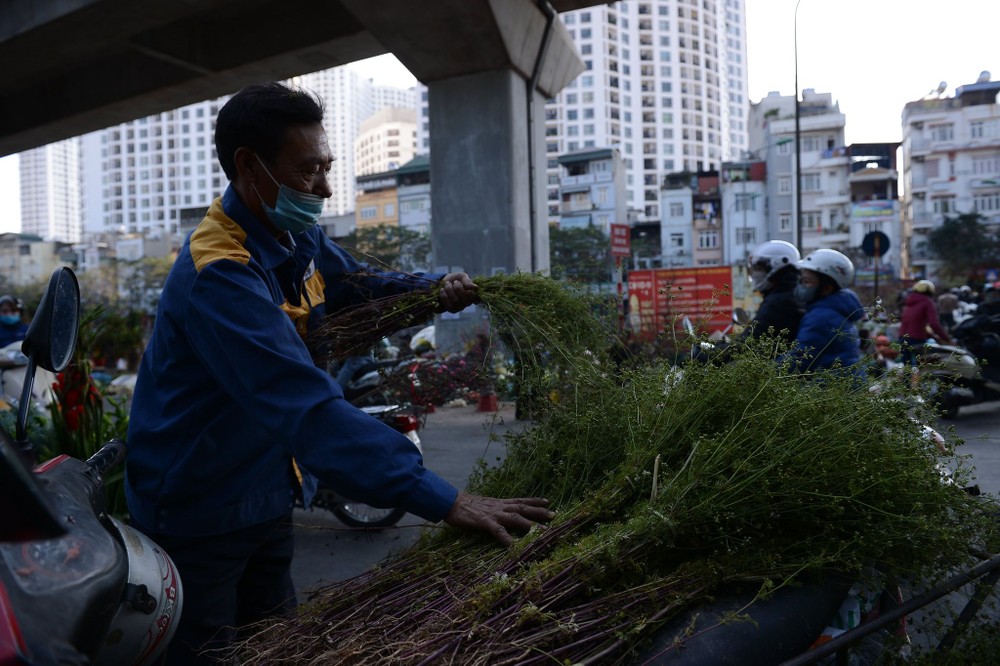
[444,492,553,546]
[437,272,479,313]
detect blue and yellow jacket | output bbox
[125,186,456,537]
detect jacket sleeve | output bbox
[183,259,459,521]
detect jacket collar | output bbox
[221,185,295,270]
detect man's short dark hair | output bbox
[215,82,325,180]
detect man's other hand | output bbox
[444,492,553,546]
[437,272,479,313]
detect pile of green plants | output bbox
[239,274,998,664]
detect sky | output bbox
[1,0,997,234]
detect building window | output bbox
[670,233,684,247]
[973,193,1000,213]
[932,196,956,215]
[736,228,756,246]
[802,173,821,192]
[360,206,377,219]
[804,210,822,230]
[735,192,757,212]
[384,203,395,218]
[777,139,792,155]
[973,155,1000,175]
[698,230,719,249]
[930,124,954,142]
[670,202,685,217]
[778,212,792,232]
[970,120,998,139]
[777,176,791,194]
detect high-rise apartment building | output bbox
[68,65,418,238]
[20,138,81,243]
[902,73,1000,280]
[549,1,748,224]
[416,1,749,226]
[354,107,418,177]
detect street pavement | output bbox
[290,401,520,598]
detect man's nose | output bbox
[314,171,333,199]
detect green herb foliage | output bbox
[237,276,998,665]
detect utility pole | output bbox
[794,0,804,255]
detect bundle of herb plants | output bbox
[238,275,998,665]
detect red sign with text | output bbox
[610,224,631,257]
[626,267,734,339]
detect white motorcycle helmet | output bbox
[748,240,800,292]
[95,518,184,665]
[798,249,855,289]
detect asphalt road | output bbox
[290,401,521,598]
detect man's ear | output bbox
[232,147,258,184]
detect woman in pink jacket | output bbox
[898,280,953,368]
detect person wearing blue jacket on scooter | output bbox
[784,249,865,372]
[124,82,552,665]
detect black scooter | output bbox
[0,267,182,665]
[925,312,1000,418]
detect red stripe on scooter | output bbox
[0,580,28,661]
[33,455,70,474]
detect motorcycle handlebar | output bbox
[85,438,128,477]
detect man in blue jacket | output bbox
[786,249,865,372]
[125,82,552,664]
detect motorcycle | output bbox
[0,267,182,665]
[920,312,1000,418]
[0,340,57,411]
[302,402,424,529]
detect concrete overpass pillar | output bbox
[428,68,548,278]
[340,0,585,352]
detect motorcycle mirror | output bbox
[21,266,80,373]
[733,307,751,326]
[15,267,81,459]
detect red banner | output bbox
[610,223,631,257]
[627,267,734,339]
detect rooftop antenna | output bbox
[936,81,947,96]
[977,70,991,84]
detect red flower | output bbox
[64,408,80,431]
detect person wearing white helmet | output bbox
[744,240,804,343]
[786,249,865,372]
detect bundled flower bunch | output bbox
[234,275,1000,664]
[382,355,482,408]
[40,306,130,516]
[49,363,102,436]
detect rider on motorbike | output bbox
[743,240,804,344]
[783,249,865,373]
[0,295,28,349]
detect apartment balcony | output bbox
[850,168,898,184]
[820,228,850,245]
[813,191,850,207]
[816,146,849,168]
[908,136,930,155]
[909,211,935,230]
